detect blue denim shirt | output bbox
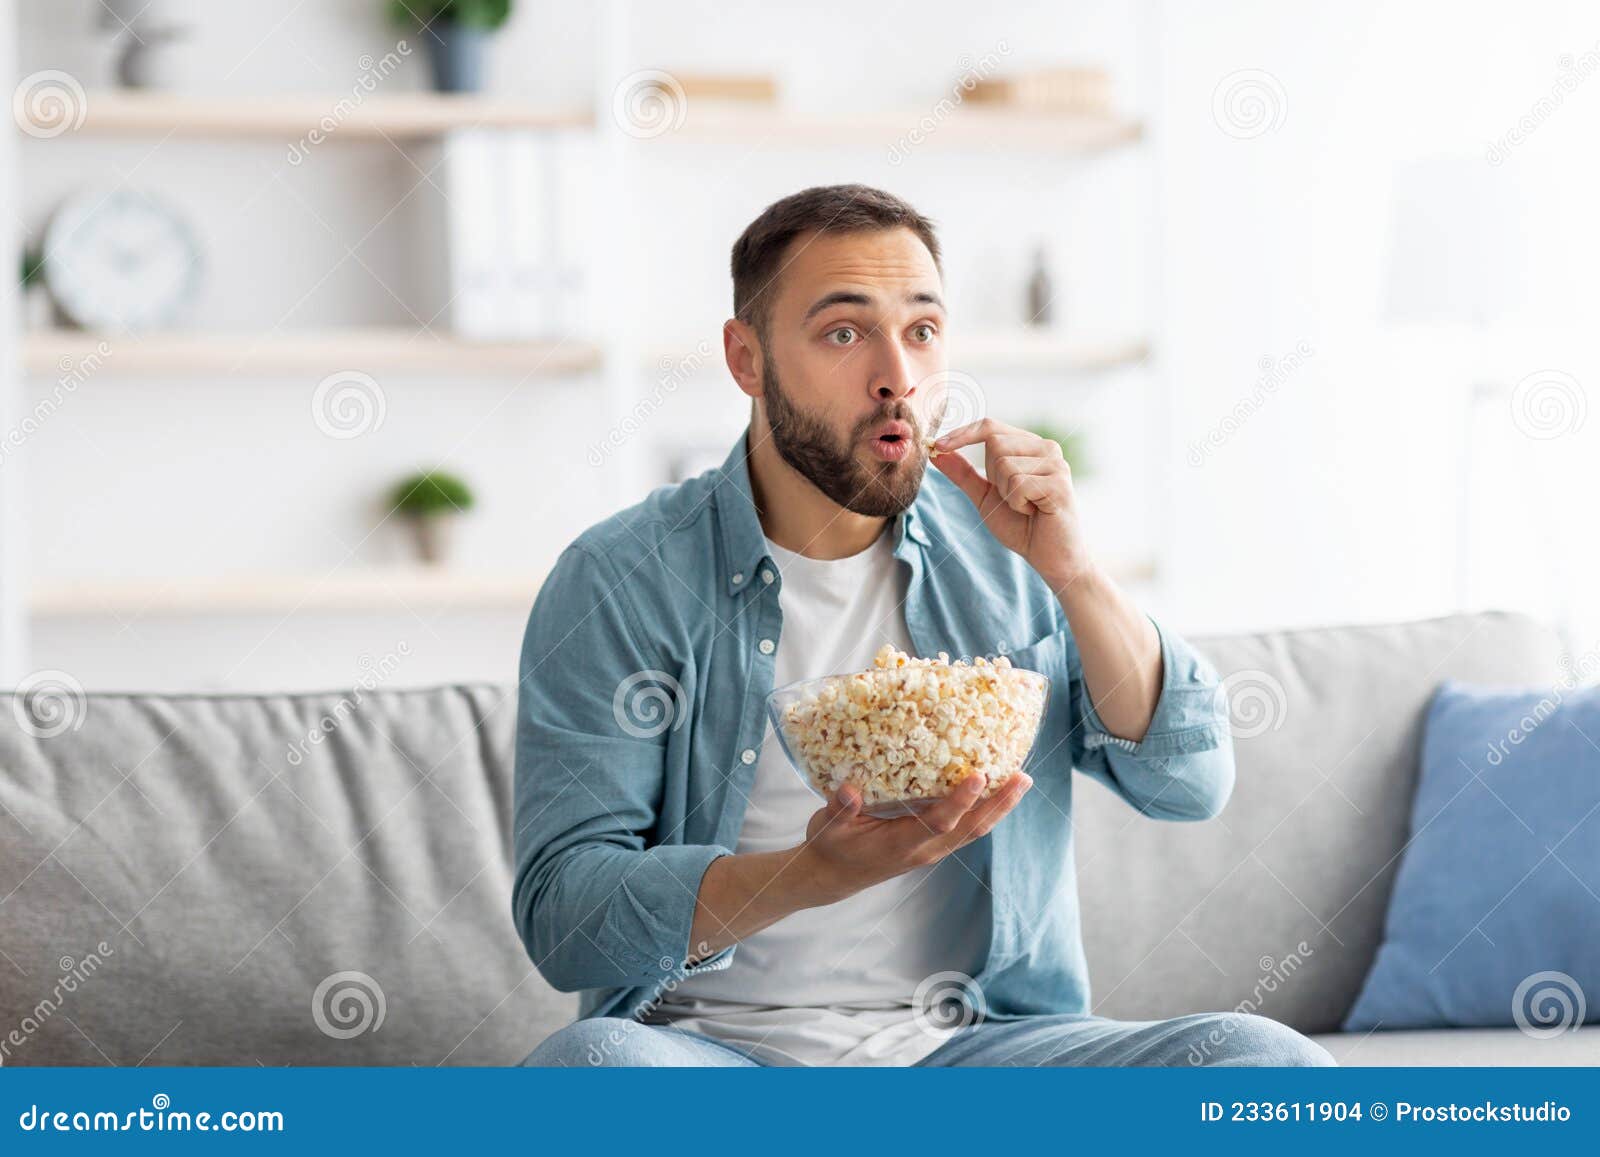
[512,430,1234,1022]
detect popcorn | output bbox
[773,644,1048,812]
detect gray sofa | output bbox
[2,611,1594,1066]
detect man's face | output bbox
[754,227,949,518]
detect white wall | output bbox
[1151,0,1600,645]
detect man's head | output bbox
[726,184,949,519]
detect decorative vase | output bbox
[409,513,454,565]
[424,23,489,93]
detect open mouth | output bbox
[868,431,915,461]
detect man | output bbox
[514,184,1333,1068]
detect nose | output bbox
[870,343,916,404]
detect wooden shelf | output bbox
[24,328,602,378]
[32,557,1156,617]
[16,91,590,140]
[32,568,550,617]
[664,105,1142,153]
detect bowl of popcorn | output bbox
[766,644,1050,818]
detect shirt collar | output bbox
[712,429,930,596]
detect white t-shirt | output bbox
[651,526,989,1065]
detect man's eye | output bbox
[826,328,858,346]
[911,324,936,342]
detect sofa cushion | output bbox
[1075,612,1563,1034]
[1343,681,1600,1032]
[0,683,575,1065]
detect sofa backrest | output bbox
[0,611,1563,1064]
[1076,611,1563,1034]
[0,682,566,1066]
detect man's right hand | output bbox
[797,770,1034,905]
[687,769,1031,964]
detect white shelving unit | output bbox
[4,3,1154,655]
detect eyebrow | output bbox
[801,289,945,323]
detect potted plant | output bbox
[389,0,512,93]
[390,469,476,565]
[19,247,52,330]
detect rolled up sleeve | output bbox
[1072,619,1235,820]
[510,544,735,993]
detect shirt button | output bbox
[732,572,745,586]
[758,638,775,655]
[760,569,775,584]
[741,748,757,764]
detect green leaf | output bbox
[390,469,476,514]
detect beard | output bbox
[760,349,930,518]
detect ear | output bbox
[724,318,763,400]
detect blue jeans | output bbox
[522,1011,1337,1067]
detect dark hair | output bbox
[730,184,942,334]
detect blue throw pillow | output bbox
[1344,679,1599,1032]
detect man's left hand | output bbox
[930,418,1093,592]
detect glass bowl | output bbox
[764,659,1051,819]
